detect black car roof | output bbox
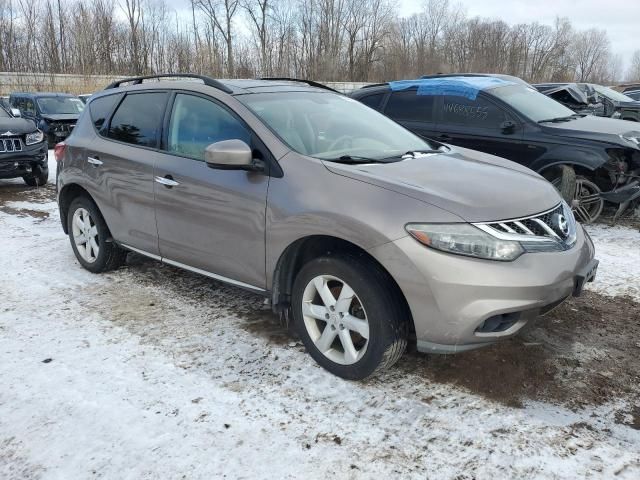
[352,74,530,97]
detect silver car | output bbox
[56,75,598,379]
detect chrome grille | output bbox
[474,203,577,251]
[488,204,565,239]
[0,137,22,153]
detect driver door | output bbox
[154,92,269,290]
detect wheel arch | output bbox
[270,235,414,332]
[58,183,97,234]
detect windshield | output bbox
[490,84,575,122]
[0,107,9,118]
[592,85,634,103]
[36,97,85,115]
[238,91,435,161]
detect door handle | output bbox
[87,156,103,166]
[155,175,180,188]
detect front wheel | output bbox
[291,254,408,380]
[67,196,127,273]
[552,175,604,223]
[23,166,48,187]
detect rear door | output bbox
[83,91,167,255]
[153,92,269,290]
[434,93,525,161]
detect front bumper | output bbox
[0,142,48,179]
[368,225,596,354]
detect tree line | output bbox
[0,0,637,84]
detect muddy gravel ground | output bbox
[1,166,639,479]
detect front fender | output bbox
[530,144,609,173]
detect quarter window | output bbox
[167,94,250,161]
[89,94,120,131]
[441,94,508,128]
[107,93,166,147]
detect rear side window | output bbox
[385,91,435,122]
[166,93,250,161]
[359,93,385,111]
[89,94,120,131]
[441,94,509,128]
[107,93,166,147]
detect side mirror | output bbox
[204,139,263,172]
[500,120,516,134]
[10,108,21,117]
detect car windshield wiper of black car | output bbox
[538,114,584,123]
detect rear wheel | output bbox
[291,254,408,380]
[67,196,127,273]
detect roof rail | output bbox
[104,73,233,94]
[259,77,339,93]
[360,82,388,89]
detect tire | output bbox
[554,165,576,203]
[67,195,127,273]
[291,253,408,380]
[23,166,48,187]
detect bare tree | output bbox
[573,28,610,82]
[627,50,640,82]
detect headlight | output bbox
[612,111,622,119]
[25,129,44,145]
[405,223,524,261]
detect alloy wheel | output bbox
[301,275,369,365]
[72,207,99,263]
[571,178,604,224]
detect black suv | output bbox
[10,92,85,147]
[350,75,640,223]
[0,105,48,185]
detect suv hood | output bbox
[323,147,560,223]
[0,117,37,135]
[543,116,640,148]
[41,114,80,122]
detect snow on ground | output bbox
[0,153,639,479]
[584,224,640,298]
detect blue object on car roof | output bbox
[388,76,517,100]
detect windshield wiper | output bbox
[402,149,442,157]
[327,155,387,164]
[538,114,583,123]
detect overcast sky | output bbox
[401,0,639,71]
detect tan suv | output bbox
[56,74,597,379]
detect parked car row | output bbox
[54,73,599,379]
[535,82,640,122]
[0,91,85,186]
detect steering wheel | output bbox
[327,135,353,152]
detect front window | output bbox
[490,84,575,122]
[592,85,634,103]
[238,91,434,161]
[37,97,85,115]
